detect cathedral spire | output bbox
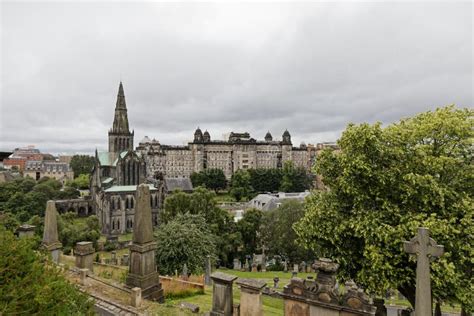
[116,81,127,110]
[109,81,134,153]
[112,81,130,133]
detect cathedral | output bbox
[91,82,318,237]
[90,82,164,237]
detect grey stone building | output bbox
[136,129,315,180]
[90,82,164,237]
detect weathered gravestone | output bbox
[236,278,266,316]
[205,255,212,285]
[403,227,444,316]
[233,258,241,270]
[210,272,238,316]
[17,224,36,238]
[126,184,164,302]
[75,241,94,273]
[42,201,62,263]
[182,263,188,280]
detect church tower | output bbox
[108,82,134,153]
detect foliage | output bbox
[0,176,81,225]
[260,199,312,264]
[67,174,90,190]
[190,169,227,192]
[162,187,241,267]
[69,155,95,178]
[58,213,101,253]
[236,208,263,256]
[229,169,253,201]
[248,168,282,193]
[0,227,94,315]
[294,106,473,310]
[155,213,216,275]
[280,161,312,192]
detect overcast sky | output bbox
[1,1,472,155]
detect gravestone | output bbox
[75,241,94,273]
[121,254,130,266]
[283,260,288,272]
[293,263,299,273]
[261,254,266,272]
[403,227,444,316]
[273,276,279,288]
[42,201,62,263]
[111,251,117,265]
[205,255,212,285]
[251,262,257,272]
[300,261,306,273]
[126,184,164,302]
[210,272,238,316]
[182,263,188,280]
[17,224,36,238]
[233,258,241,270]
[244,258,249,271]
[236,278,266,316]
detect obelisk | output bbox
[42,200,62,263]
[126,184,164,302]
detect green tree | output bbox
[68,174,90,190]
[58,213,101,254]
[260,199,311,264]
[162,187,241,267]
[155,213,216,275]
[230,169,253,201]
[0,227,94,314]
[294,106,473,311]
[280,161,311,192]
[236,208,263,256]
[248,168,282,193]
[190,169,227,192]
[69,155,95,178]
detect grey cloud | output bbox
[1,2,472,154]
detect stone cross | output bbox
[42,201,62,263]
[403,227,444,316]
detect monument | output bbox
[75,241,95,273]
[126,184,164,302]
[42,201,62,263]
[403,227,444,316]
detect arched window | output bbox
[117,220,120,230]
[154,195,158,207]
[131,197,134,209]
[112,220,115,230]
[111,198,115,210]
[125,197,129,209]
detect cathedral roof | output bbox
[104,184,158,193]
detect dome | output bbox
[264,131,273,141]
[194,127,203,136]
[140,136,151,144]
[203,130,211,142]
[283,129,290,137]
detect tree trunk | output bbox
[434,301,442,316]
[397,285,416,309]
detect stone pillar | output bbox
[205,255,212,285]
[17,224,36,238]
[210,272,238,316]
[75,241,95,273]
[80,268,88,286]
[42,201,62,264]
[122,254,130,266]
[182,263,188,280]
[236,278,266,316]
[126,184,164,302]
[131,287,142,308]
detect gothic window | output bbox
[112,220,115,230]
[111,198,115,210]
[117,220,120,230]
[125,197,129,209]
[154,195,158,207]
[131,197,134,208]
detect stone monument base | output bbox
[126,271,164,302]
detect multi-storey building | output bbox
[24,160,73,183]
[136,129,317,180]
